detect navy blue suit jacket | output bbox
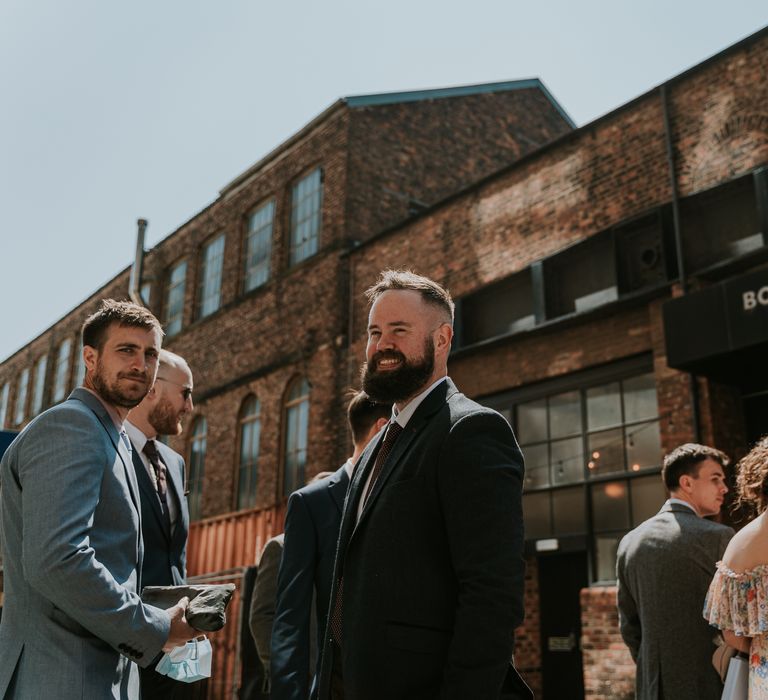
[130,440,189,587]
[270,465,349,700]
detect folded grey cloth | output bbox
[142,584,236,632]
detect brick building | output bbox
[2,26,768,699]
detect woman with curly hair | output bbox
[704,437,768,697]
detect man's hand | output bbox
[162,596,196,651]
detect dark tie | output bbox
[143,439,171,530]
[330,421,404,644]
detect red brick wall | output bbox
[581,587,635,700]
[345,87,573,239]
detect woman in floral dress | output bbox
[705,437,768,698]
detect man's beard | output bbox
[148,397,183,436]
[361,337,435,404]
[91,360,149,409]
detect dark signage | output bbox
[724,267,768,349]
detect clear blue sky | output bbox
[1,0,767,361]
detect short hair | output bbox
[662,443,730,492]
[82,299,163,351]
[735,436,768,514]
[347,390,391,445]
[157,349,191,376]
[365,269,454,324]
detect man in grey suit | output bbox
[125,349,194,699]
[617,443,735,700]
[0,300,194,699]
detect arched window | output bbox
[188,417,207,520]
[282,377,309,498]
[236,396,261,510]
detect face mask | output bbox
[155,636,212,683]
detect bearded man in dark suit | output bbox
[318,270,531,700]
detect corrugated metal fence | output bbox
[186,502,287,699]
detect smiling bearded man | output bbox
[317,270,532,700]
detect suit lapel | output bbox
[71,388,142,515]
[131,448,170,542]
[355,379,456,530]
[327,465,350,515]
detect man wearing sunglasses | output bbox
[125,349,194,699]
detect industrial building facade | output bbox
[2,27,768,699]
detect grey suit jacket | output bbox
[250,533,285,691]
[616,502,734,700]
[0,388,170,699]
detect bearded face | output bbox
[91,355,151,409]
[148,396,184,436]
[361,335,435,404]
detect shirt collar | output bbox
[343,458,355,480]
[124,420,153,454]
[666,497,698,515]
[392,376,448,429]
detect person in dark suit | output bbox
[271,391,390,700]
[317,270,530,700]
[617,443,734,700]
[125,349,194,699]
[0,300,194,699]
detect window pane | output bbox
[591,481,630,531]
[630,474,667,526]
[198,235,225,319]
[595,534,623,582]
[165,261,187,336]
[587,381,622,431]
[623,373,658,423]
[0,383,9,429]
[245,200,274,291]
[551,437,584,485]
[523,491,551,539]
[15,368,29,424]
[552,487,586,535]
[587,428,625,477]
[517,399,547,444]
[523,443,549,489]
[290,168,322,266]
[53,339,72,403]
[626,420,662,472]
[31,355,48,415]
[550,391,581,438]
[188,418,207,520]
[284,379,310,497]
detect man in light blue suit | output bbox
[0,300,195,699]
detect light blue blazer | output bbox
[0,388,170,699]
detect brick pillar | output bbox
[516,554,542,697]
[580,586,635,700]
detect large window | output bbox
[236,396,262,510]
[488,362,666,583]
[197,235,225,319]
[244,201,274,292]
[282,377,310,497]
[30,355,48,416]
[73,336,86,388]
[52,338,72,403]
[0,382,9,429]
[15,368,29,425]
[188,417,207,520]
[290,168,323,266]
[164,260,187,337]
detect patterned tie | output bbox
[143,439,171,530]
[329,421,404,644]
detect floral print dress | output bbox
[704,561,768,698]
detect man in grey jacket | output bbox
[0,300,194,699]
[616,443,735,700]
